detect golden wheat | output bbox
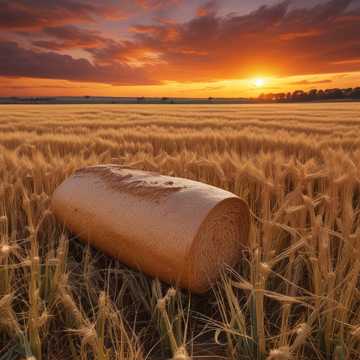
[0,103,359,359]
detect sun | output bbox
[254,78,266,88]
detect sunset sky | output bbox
[1,0,360,97]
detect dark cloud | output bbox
[32,26,107,50]
[0,41,157,85]
[0,0,127,30]
[289,79,333,85]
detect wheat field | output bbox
[0,103,359,360]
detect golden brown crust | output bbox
[52,165,250,293]
[75,165,184,200]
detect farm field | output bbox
[0,103,360,359]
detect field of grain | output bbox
[0,103,360,360]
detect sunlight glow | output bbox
[254,78,266,87]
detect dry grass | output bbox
[0,103,359,359]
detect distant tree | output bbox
[274,93,285,102]
[292,90,306,101]
[264,93,275,101]
[257,85,360,102]
[344,88,353,97]
[308,89,318,100]
[351,87,360,98]
[317,89,325,99]
[324,88,344,99]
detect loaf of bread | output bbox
[51,165,250,293]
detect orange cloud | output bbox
[196,1,218,17]
[280,30,323,41]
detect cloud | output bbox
[279,30,323,40]
[0,0,127,31]
[0,41,158,85]
[331,59,360,65]
[2,84,90,90]
[196,1,218,17]
[200,84,224,91]
[135,0,180,10]
[289,79,333,85]
[32,26,107,50]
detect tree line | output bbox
[256,86,360,102]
